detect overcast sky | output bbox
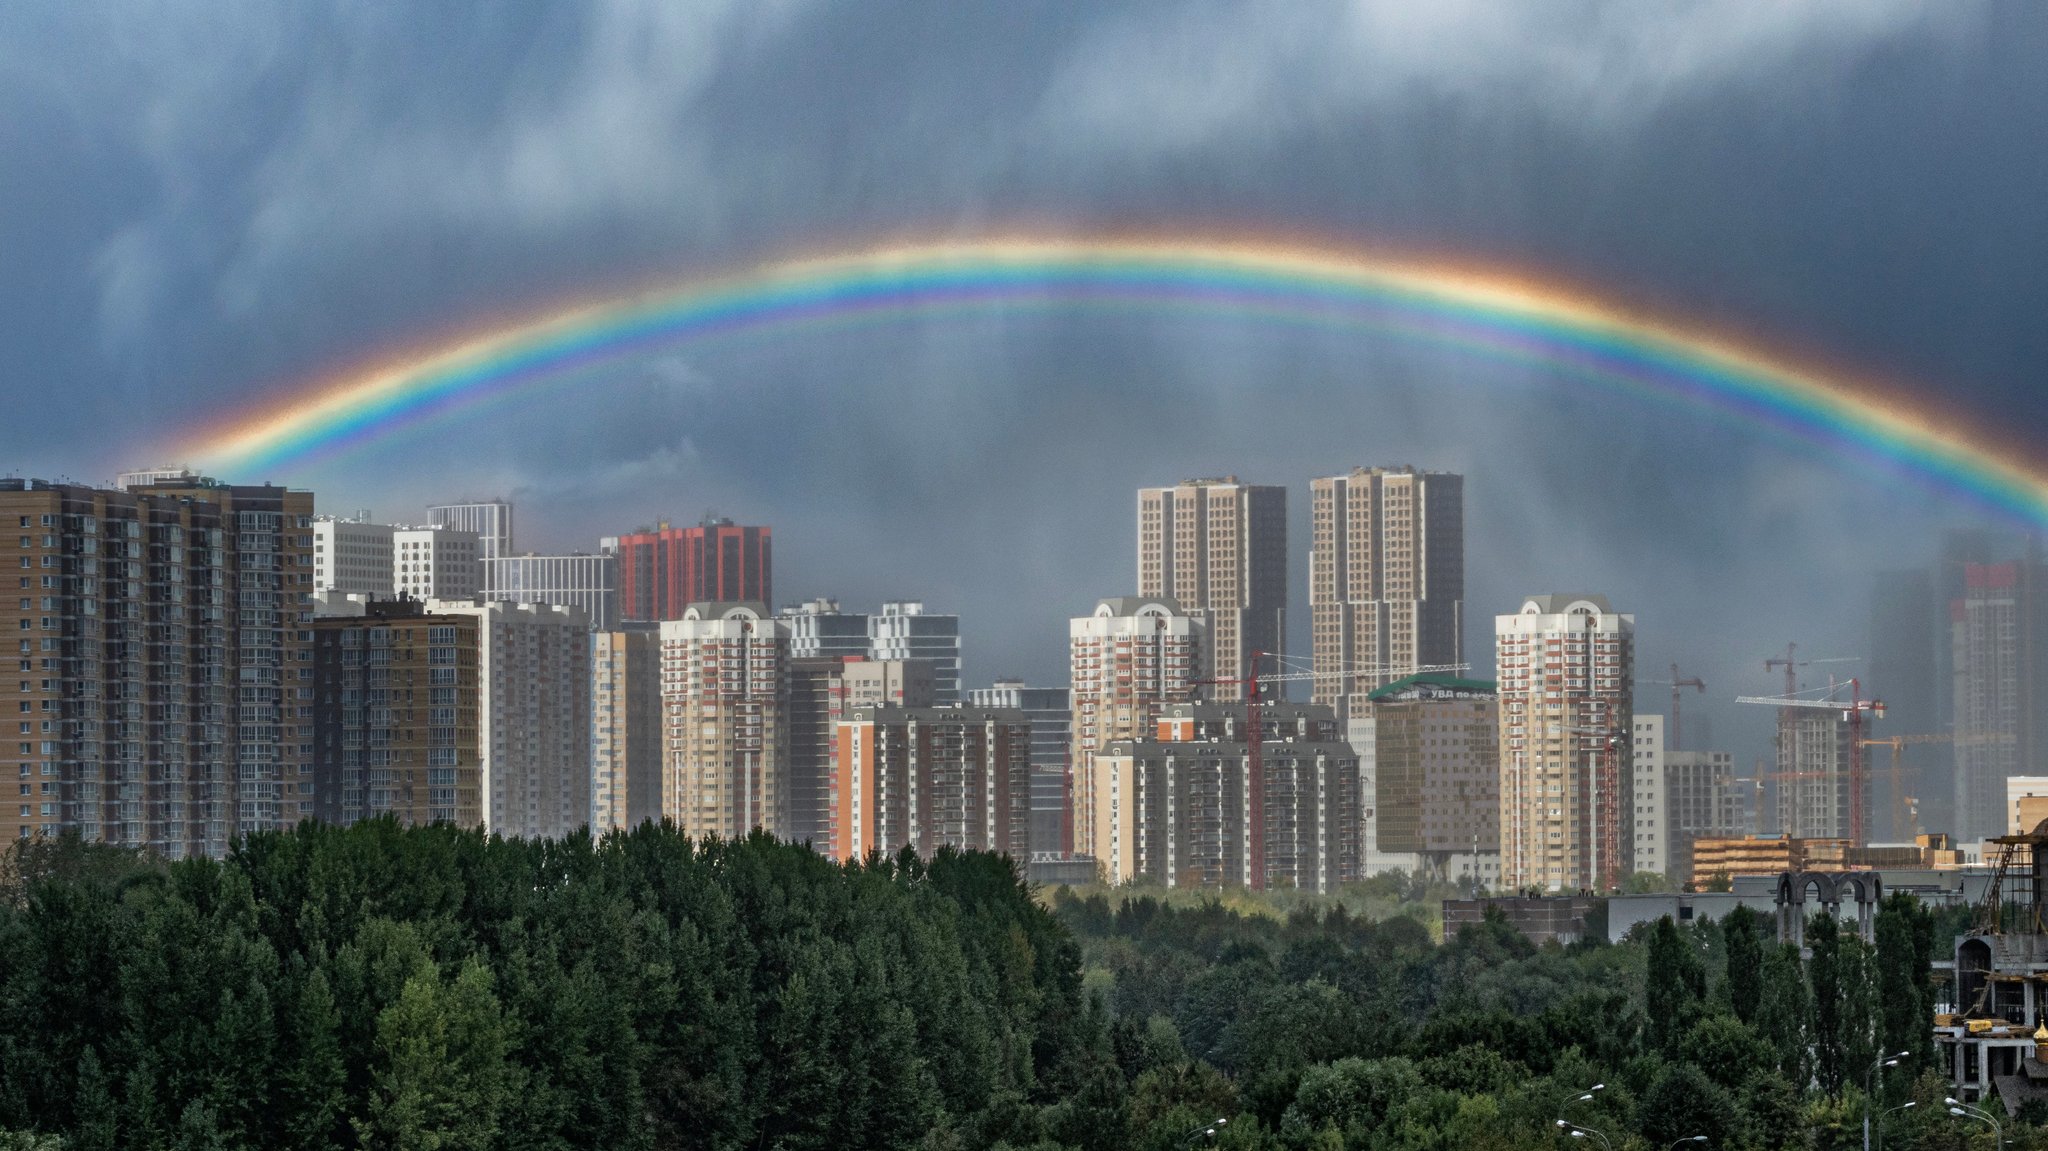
[3,2,2045,775]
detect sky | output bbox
[3,2,2046,782]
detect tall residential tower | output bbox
[1137,478,1284,696]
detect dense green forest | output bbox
[0,823,2021,1150]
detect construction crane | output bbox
[1193,652,1470,889]
[1638,664,1706,751]
[1737,680,1886,844]
[1860,731,2018,841]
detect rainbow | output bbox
[183,236,2048,523]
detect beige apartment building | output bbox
[1137,478,1285,697]
[591,624,660,832]
[659,602,787,840]
[0,474,315,857]
[1309,466,1464,719]
[1496,595,1634,893]
[785,656,934,853]
[831,705,1032,862]
[1070,596,1204,867]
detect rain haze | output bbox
[3,2,2046,798]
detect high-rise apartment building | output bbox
[969,679,1073,859]
[484,551,619,630]
[1952,561,2048,845]
[1095,701,1361,892]
[612,518,771,622]
[782,599,872,659]
[870,601,961,703]
[1310,467,1464,718]
[658,602,787,839]
[427,500,513,561]
[424,599,591,839]
[312,516,396,596]
[1350,673,1498,884]
[1137,478,1285,697]
[831,705,1032,862]
[312,600,481,829]
[1070,596,1204,865]
[1867,568,1940,837]
[1771,711,1857,840]
[1631,714,1667,878]
[1666,747,1743,883]
[0,474,315,857]
[394,528,483,602]
[591,624,661,832]
[1496,595,1634,893]
[785,656,934,851]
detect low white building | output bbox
[397,527,484,601]
[313,516,396,596]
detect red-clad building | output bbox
[612,517,771,622]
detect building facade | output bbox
[424,599,591,840]
[1309,467,1465,718]
[312,516,396,596]
[968,679,1072,859]
[427,500,513,561]
[484,551,619,630]
[1952,561,2045,845]
[592,624,661,832]
[1137,478,1285,697]
[782,599,873,659]
[785,656,935,852]
[831,705,1032,862]
[1496,595,1635,893]
[0,474,315,856]
[1095,701,1361,892]
[870,601,962,703]
[1070,597,1204,866]
[658,602,787,840]
[1632,714,1667,879]
[1666,747,1744,883]
[1352,672,1498,884]
[312,600,481,828]
[1772,710,1856,839]
[394,527,484,602]
[613,518,771,623]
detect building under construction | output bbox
[1941,819,2048,1104]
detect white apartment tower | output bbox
[1069,597,1204,867]
[1631,714,1667,880]
[312,516,396,596]
[395,527,483,602]
[425,599,592,840]
[1137,478,1285,698]
[1310,467,1464,718]
[1496,595,1634,893]
[659,603,788,840]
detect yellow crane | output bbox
[1859,731,2015,840]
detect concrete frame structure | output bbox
[1137,478,1285,698]
[1070,596,1204,867]
[1774,869,1883,947]
[1309,466,1464,717]
[1496,595,1634,892]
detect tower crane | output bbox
[1193,652,1470,889]
[1638,664,1706,751]
[1859,731,2017,841]
[1737,680,1885,844]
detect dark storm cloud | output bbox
[1,1,2043,770]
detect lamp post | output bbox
[1946,1098,2004,1148]
[1556,1084,1604,1123]
[1181,1118,1227,1147]
[1864,1050,1910,1151]
[1557,1120,1613,1151]
[1668,1136,1709,1151]
[1877,1100,1917,1151]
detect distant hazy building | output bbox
[1096,701,1361,892]
[1867,567,1940,837]
[782,599,873,660]
[0,474,315,856]
[1951,560,2048,845]
[1666,747,1744,883]
[1138,478,1285,697]
[1310,467,1465,718]
[1774,711,1855,840]
[312,515,396,596]
[426,599,591,839]
[659,603,787,840]
[969,679,1073,858]
[592,624,661,832]
[312,600,481,829]
[1496,595,1635,893]
[1351,672,1498,885]
[485,551,619,630]
[1070,597,1204,867]
[395,527,484,602]
[613,518,771,622]
[870,601,962,703]
[428,500,513,561]
[831,705,1032,862]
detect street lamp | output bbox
[1556,1121,1614,1151]
[1946,1098,2004,1147]
[1668,1137,1709,1151]
[1864,1050,1910,1151]
[1181,1118,1227,1147]
[1877,1100,1917,1151]
[1556,1084,1604,1124]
